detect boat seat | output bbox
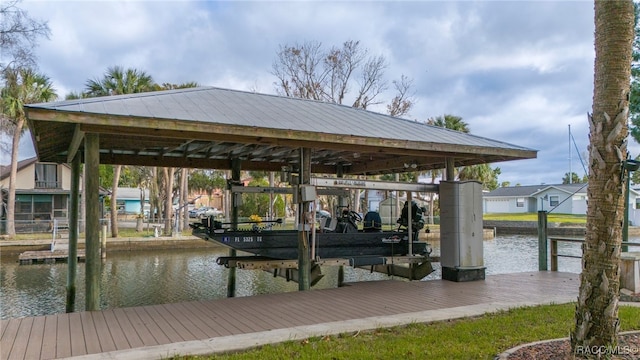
[324,217,338,232]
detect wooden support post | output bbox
[407,191,413,255]
[101,224,107,259]
[298,148,311,291]
[445,157,455,181]
[550,238,558,271]
[85,133,101,311]
[227,159,241,298]
[538,210,548,271]
[66,154,80,313]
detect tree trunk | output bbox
[163,167,174,235]
[150,167,158,221]
[572,0,634,354]
[80,165,86,233]
[180,168,188,231]
[110,165,121,237]
[5,116,23,237]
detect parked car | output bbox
[315,209,331,221]
[189,207,222,219]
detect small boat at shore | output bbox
[191,204,434,279]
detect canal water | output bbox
[0,235,583,320]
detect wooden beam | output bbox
[65,115,537,160]
[66,125,84,164]
[349,155,444,174]
[96,153,338,173]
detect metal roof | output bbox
[25,86,537,175]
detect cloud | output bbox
[18,0,623,186]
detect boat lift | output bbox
[213,177,439,285]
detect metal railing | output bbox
[545,237,640,271]
[34,180,61,189]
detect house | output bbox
[483,183,640,218]
[0,157,82,233]
[111,187,150,216]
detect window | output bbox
[549,196,559,207]
[516,198,524,207]
[35,163,60,188]
[53,194,68,218]
[33,194,52,220]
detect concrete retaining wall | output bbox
[484,220,640,237]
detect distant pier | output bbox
[18,250,85,265]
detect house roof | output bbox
[530,183,589,197]
[115,187,149,200]
[25,86,537,175]
[485,183,588,197]
[0,157,37,181]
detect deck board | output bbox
[169,303,217,339]
[54,314,71,359]
[154,304,199,342]
[110,308,144,349]
[0,319,20,359]
[22,316,44,360]
[7,317,32,360]
[68,312,86,356]
[130,306,169,345]
[116,307,154,347]
[0,272,581,360]
[141,305,185,343]
[102,309,132,350]
[78,312,101,354]
[40,316,57,360]
[191,301,247,335]
[90,312,116,352]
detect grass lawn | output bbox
[483,212,587,224]
[168,303,640,360]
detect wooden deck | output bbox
[18,250,85,265]
[1,272,579,360]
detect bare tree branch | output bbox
[387,74,415,117]
[352,55,387,110]
[0,0,50,72]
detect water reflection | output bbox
[1,235,585,319]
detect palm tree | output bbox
[83,66,155,237]
[426,114,470,182]
[424,115,470,223]
[571,0,634,353]
[426,114,469,132]
[1,67,57,236]
[85,66,154,97]
[458,164,501,191]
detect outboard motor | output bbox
[363,211,382,232]
[335,208,360,233]
[397,201,425,232]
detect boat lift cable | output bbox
[548,182,588,214]
[570,131,588,176]
[546,127,589,213]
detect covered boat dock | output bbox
[24,86,537,310]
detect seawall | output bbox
[483,220,640,237]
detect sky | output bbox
[10,0,628,186]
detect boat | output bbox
[191,202,434,279]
